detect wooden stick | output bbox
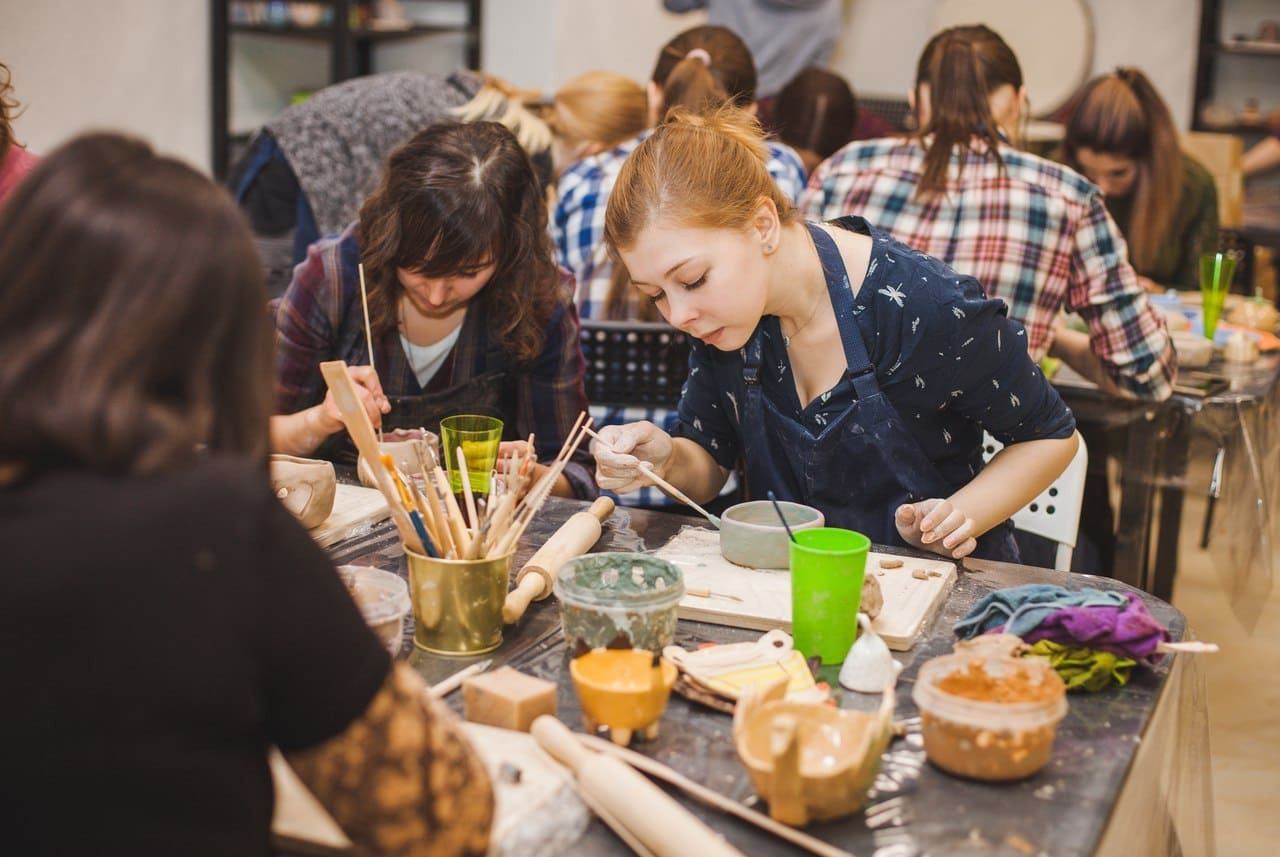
[457,445,479,532]
[319,361,419,549]
[576,734,854,857]
[582,426,720,527]
[356,263,380,441]
[428,658,493,699]
[433,466,471,556]
[1156,641,1219,654]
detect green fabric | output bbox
[1099,153,1219,291]
[1027,640,1137,693]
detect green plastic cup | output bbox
[1200,252,1237,340]
[789,527,870,665]
[441,414,504,495]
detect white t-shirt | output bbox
[400,325,462,387]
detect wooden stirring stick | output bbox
[319,361,421,552]
[356,263,381,441]
[582,426,721,528]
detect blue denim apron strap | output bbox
[737,222,1018,562]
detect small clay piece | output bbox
[269,454,337,529]
[911,568,930,580]
[928,570,943,578]
[733,677,895,825]
[878,557,904,569]
[463,666,557,732]
[860,573,883,620]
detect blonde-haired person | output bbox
[554,26,806,510]
[801,25,1175,403]
[540,71,648,179]
[1062,68,1218,292]
[592,107,1078,562]
[0,62,39,205]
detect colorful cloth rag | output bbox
[1027,640,1136,693]
[954,584,1128,639]
[1019,592,1170,661]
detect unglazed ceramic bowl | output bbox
[720,500,824,569]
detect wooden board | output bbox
[655,527,956,651]
[309,483,391,548]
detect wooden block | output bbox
[463,666,557,732]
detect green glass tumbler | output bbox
[789,527,870,665]
[441,414,504,495]
[1199,252,1237,340]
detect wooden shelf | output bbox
[1218,40,1280,57]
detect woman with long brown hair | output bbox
[801,25,1174,405]
[1062,67,1218,291]
[271,120,595,499]
[0,132,493,856]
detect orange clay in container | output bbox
[912,653,1067,781]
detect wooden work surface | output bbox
[283,497,1209,857]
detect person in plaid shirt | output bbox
[271,121,596,500]
[800,25,1175,404]
[553,25,805,507]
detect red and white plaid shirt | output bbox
[800,137,1175,401]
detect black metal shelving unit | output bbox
[210,0,482,180]
[1192,0,1280,135]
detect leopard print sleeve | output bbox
[285,663,494,856]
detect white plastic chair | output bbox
[981,431,1088,571]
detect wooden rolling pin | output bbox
[531,716,744,857]
[502,496,614,624]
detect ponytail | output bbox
[660,55,729,122]
[913,25,1022,199]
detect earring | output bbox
[765,243,774,252]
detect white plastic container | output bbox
[1170,331,1214,369]
[912,653,1067,781]
[337,565,411,656]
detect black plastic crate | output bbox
[579,320,691,409]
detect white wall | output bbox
[1,0,1202,175]
[3,0,209,171]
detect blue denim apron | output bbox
[740,224,1019,562]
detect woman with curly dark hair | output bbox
[0,62,39,204]
[272,120,595,499]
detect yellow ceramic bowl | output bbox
[569,649,677,735]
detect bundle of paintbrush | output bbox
[376,412,595,560]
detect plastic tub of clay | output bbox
[554,553,684,656]
[720,500,824,569]
[912,652,1067,781]
[338,565,411,656]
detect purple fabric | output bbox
[1013,593,1170,661]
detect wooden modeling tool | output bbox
[356,263,381,441]
[319,361,421,552]
[685,587,743,603]
[583,427,720,528]
[428,658,493,699]
[530,715,745,857]
[457,444,479,530]
[575,734,854,857]
[383,454,437,558]
[503,496,614,623]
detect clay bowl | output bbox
[720,500,824,569]
[570,648,678,745]
[356,428,440,489]
[269,454,336,529]
[733,678,894,826]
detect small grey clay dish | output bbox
[720,500,825,569]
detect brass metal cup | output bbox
[405,546,512,655]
